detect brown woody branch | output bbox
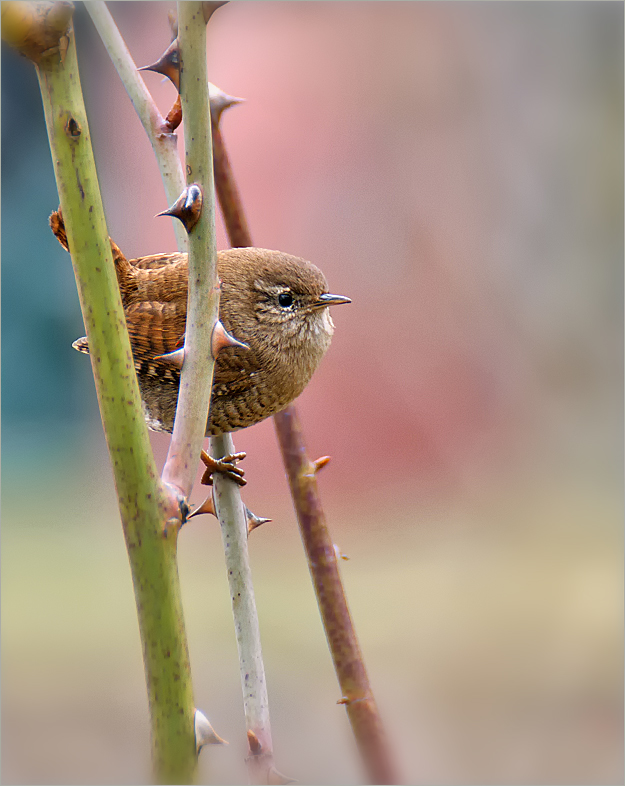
[210,90,400,786]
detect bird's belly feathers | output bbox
[137,350,315,436]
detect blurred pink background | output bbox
[2,3,622,784]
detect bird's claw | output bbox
[192,451,270,531]
[200,449,247,486]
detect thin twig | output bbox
[85,2,187,251]
[210,75,400,786]
[274,407,398,784]
[160,2,218,499]
[207,90,279,786]
[211,433,276,784]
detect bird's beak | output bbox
[312,293,352,310]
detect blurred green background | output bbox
[2,2,623,784]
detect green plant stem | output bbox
[87,4,280,777]
[210,102,400,785]
[87,0,217,500]
[3,3,198,781]
[85,1,187,250]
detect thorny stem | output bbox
[85,1,188,251]
[160,2,217,499]
[211,434,275,784]
[87,3,279,779]
[273,408,399,785]
[2,2,197,782]
[210,73,400,786]
[168,11,278,777]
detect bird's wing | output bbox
[72,300,258,399]
[211,346,260,400]
[130,252,187,271]
[121,258,189,309]
[124,300,187,359]
[125,302,256,396]
[71,301,186,363]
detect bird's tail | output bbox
[49,208,132,281]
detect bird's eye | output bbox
[278,292,293,308]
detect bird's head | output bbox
[219,248,350,353]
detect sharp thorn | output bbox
[268,767,299,785]
[203,2,228,23]
[246,507,271,535]
[333,544,350,561]
[188,493,217,519]
[312,455,331,473]
[195,708,228,753]
[154,347,185,368]
[156,184,203,233]
[138,38,180,90]
[211,319,249,358]
[247,729,262,755]
[209,81,246,125]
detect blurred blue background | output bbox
[2,2,623,784]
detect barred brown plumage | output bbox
[50,210,350,436]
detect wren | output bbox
[49,211,350,437]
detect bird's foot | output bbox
[200,449,247,486]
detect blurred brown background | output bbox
[2,2,622,784]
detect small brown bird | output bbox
[50,211,350,438]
